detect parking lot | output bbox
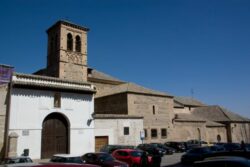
[161,153,187,167]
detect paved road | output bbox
[161,153,190,167]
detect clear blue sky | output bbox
[0,0,250,118]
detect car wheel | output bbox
[132,164,139,167]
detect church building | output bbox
[1,20,250,160]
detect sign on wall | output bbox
[0,64,14,85]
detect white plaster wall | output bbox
[95,119,143,146]
[71,128,95,154]
[9,88,94,159]
[9,130,42,159]
[94,128,114,144]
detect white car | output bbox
[1,156,33,164]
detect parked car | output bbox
[112,149,152,167]
[246,144,250,151]
[181,147,213,164]
[82,152,128,167]
[185,140,207,149]
[137,144,165,156]
[221,143,241,152]
[0,156,33,165]
[1,163,101,167]
[136,144,162,167]
[100,145,135,154]
[50,154,85,164]
[208,145,226,152]
[150,143,175,154]
[193,156,250,167]
[164,142,186,152]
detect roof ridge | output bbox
[218,106,232,121]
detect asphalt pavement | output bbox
[161,153,191,167]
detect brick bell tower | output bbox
[46,20,89,82]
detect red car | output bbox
[82,152,128,167]
[112,149,152,167]
[38,164,100,167]
[5,163,100,167]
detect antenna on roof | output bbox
[191,88,194,99]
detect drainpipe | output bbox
[4,74,13,158]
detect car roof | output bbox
[206,156,247,160]
[52,154,82,158]
[6,156,31,159]
[113,148,141,152]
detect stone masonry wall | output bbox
[95,93,128,114]
[206,127,227,143]
[172,121,206,142]
[230,123,250,143]
[127,94,174,143]
[0,85,8,159]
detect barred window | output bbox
[124,127,129,135]
[161,128,167,138]
[144,129,147,138]
[151,129,157,138]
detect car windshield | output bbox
[51,156,82,163]
[131,151,143,157]
[4,157,33,164]
[98,154,114,161]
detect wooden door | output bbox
[41,113,69,159]
[95,136,108,152]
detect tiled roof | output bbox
[94,114,143,119]
[174,96,206,107]
[96,82,173,98]
[174,101,184,108]
[88,68,125,83]
[206,120,226,127]
[174,113,206,122]
[193,105,250,123]
[47,20,90,32]
[174,113,226,126]
[12,73,95,93]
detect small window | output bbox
[144,129,147,138]
[54,93,61,108]
[124,127,129,135]
[75,35,81,52]
[67,33,73,51]
[161,129,167,138]
[151,129,157,138]
[153,105,155,115]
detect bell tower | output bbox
[46,20,89,82]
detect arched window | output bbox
[67,33,73,51]
[75,35,81,52]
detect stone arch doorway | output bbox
[41,113,69,159]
